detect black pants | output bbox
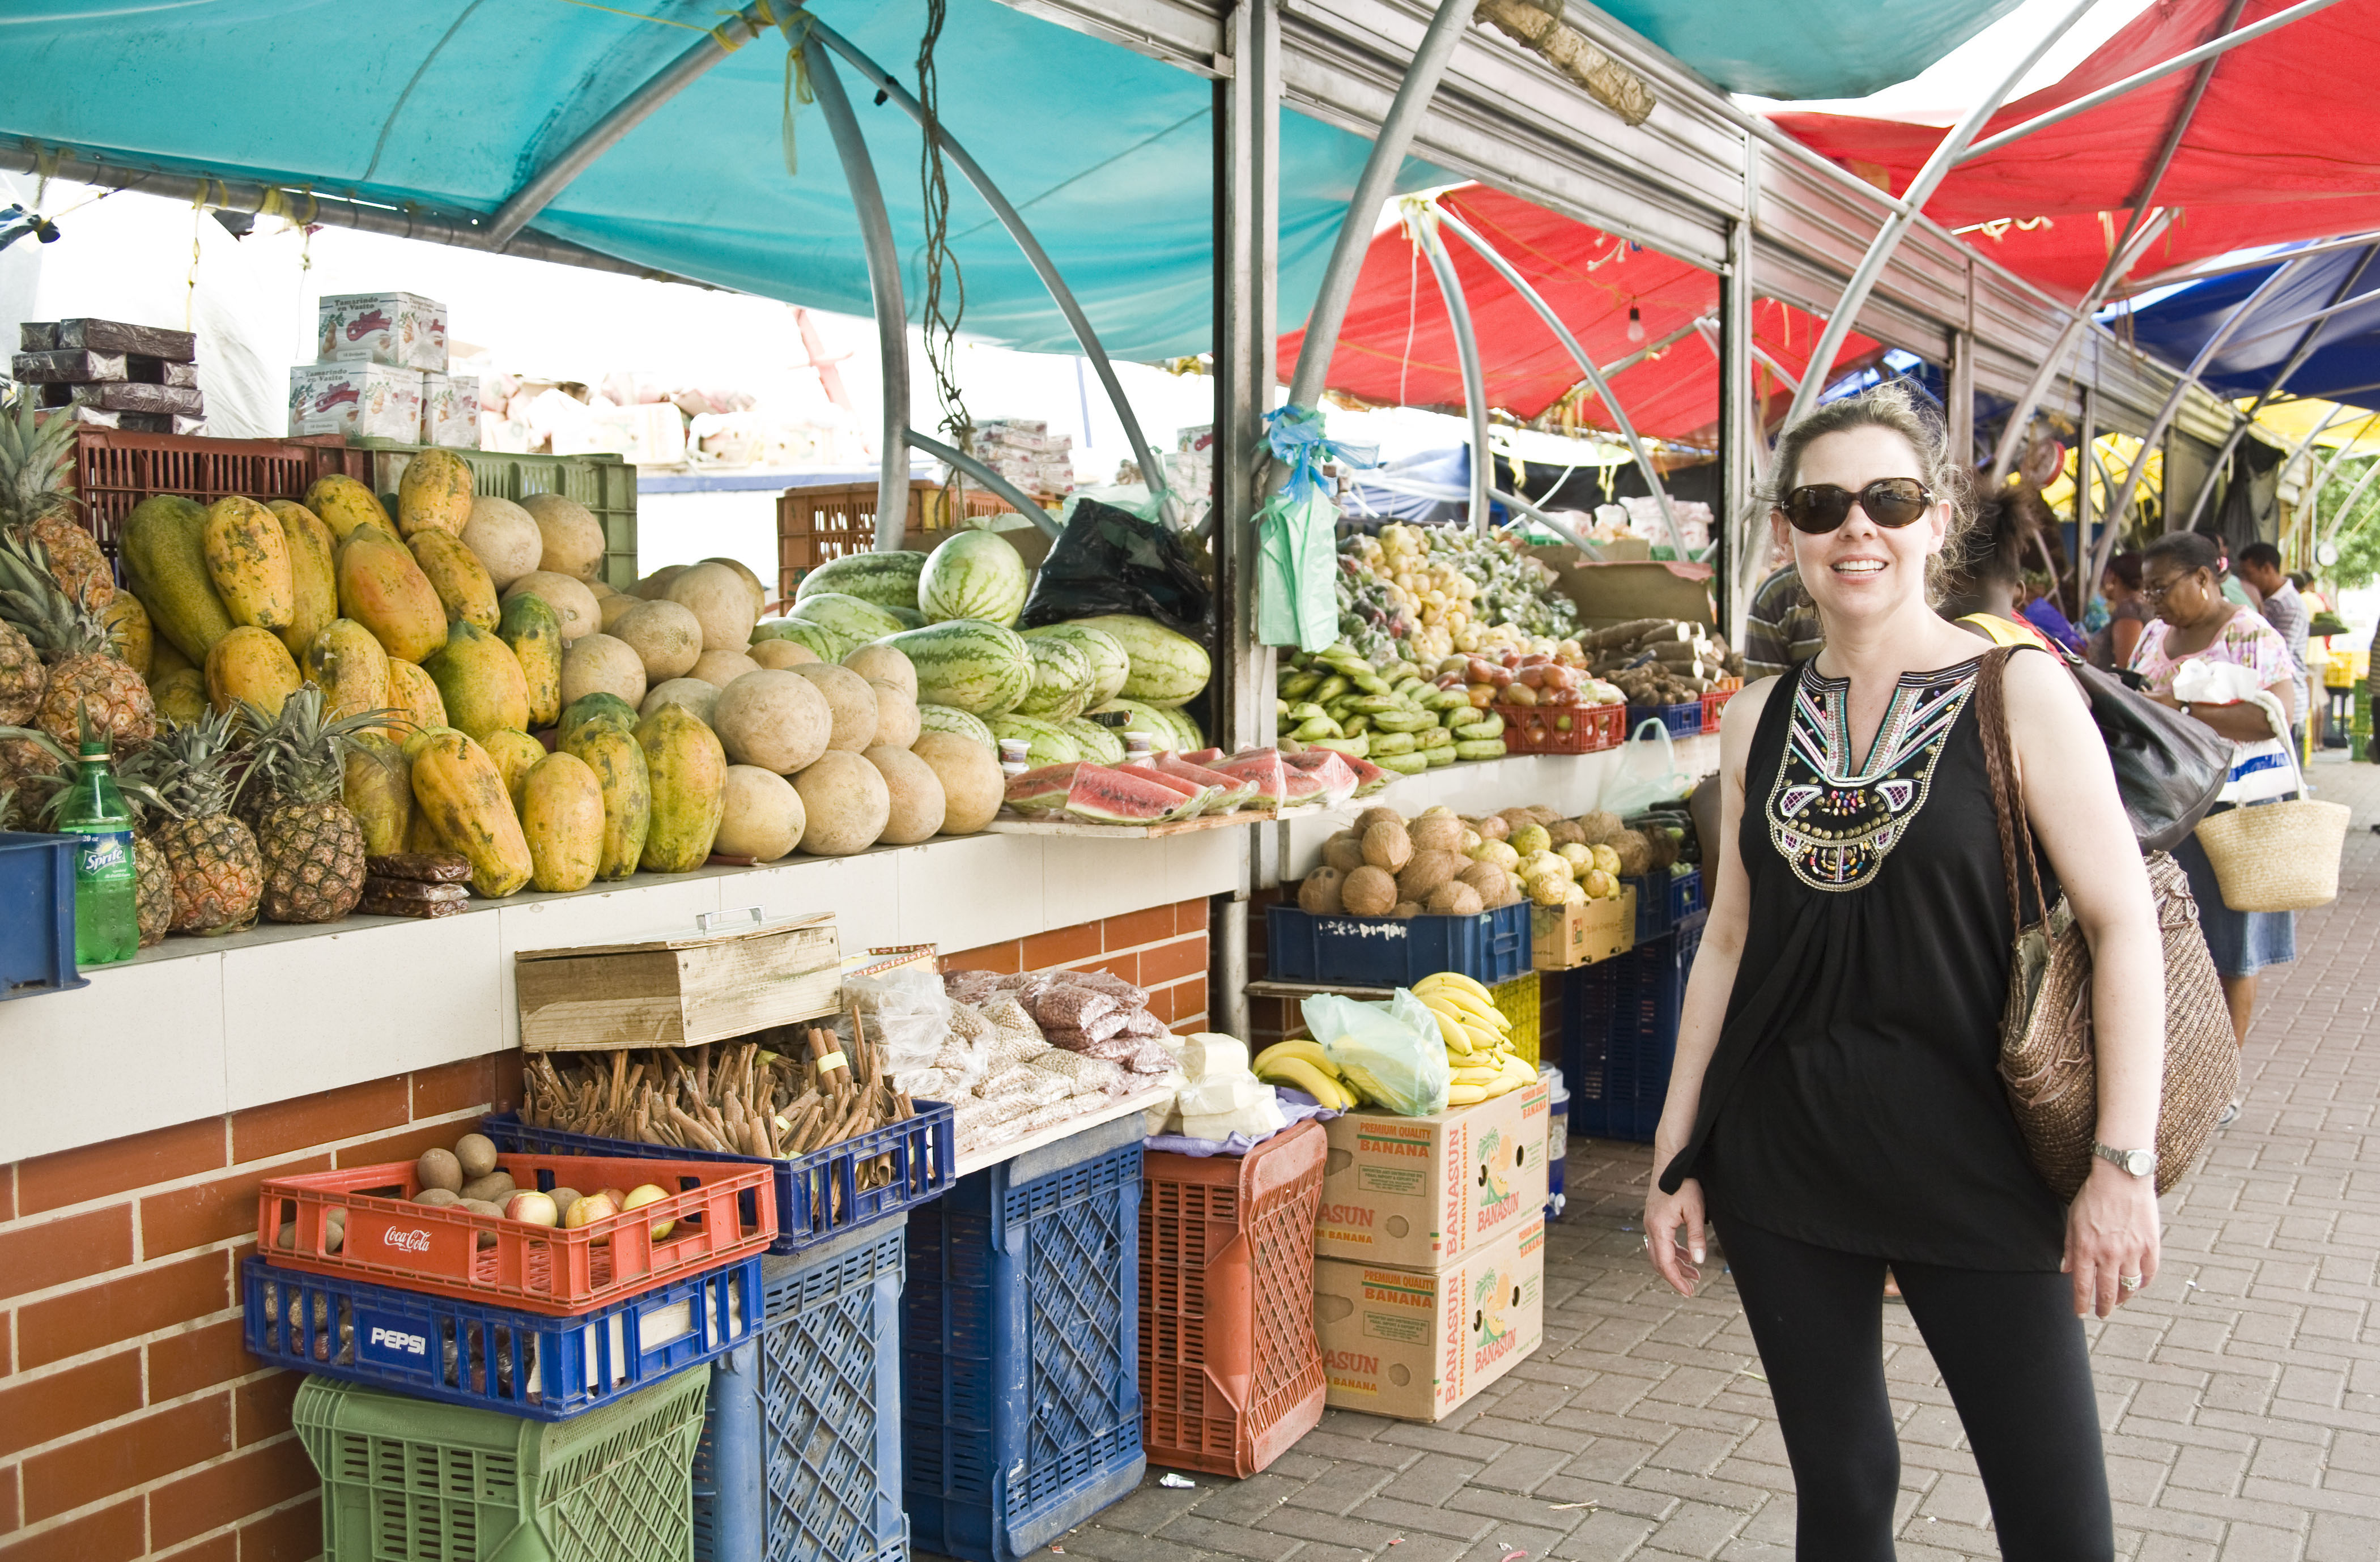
[1720,1216,2114,1561]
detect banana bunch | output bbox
[1252,1039,1362,1110]
[1416,972,1538,1106]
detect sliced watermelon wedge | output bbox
[1182,747,1226,767]
[1066,764,1199,825]
[1117,761,1213,817]
[1154,752,1256,812]
[1282,746,1383,799]
[1005,761,1087,815]
[1212,746,1325,813]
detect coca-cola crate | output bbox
[1498,702,1625,756]
[69,427,367,561]
[1700,677,1744,734]
[257,1152,776,1317]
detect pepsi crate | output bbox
[1626,702,1703,740]
[695,1216,907,1562]
[482,1100,953,1258]
[241,1253,757,1422]
[1264,900,1530,988]
[0,831,83,1001]
[1562,912,1706,1144]
[904,1112,1146,1562]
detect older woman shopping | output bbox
[1643,384,2165,1561]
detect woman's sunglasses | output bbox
[1779,478,1933,534]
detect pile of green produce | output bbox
[1276,640,1507,776]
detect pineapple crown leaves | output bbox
[0,395,77,533]
[237,688,392,807]
[0,531,110,661]
[141,705,257,823]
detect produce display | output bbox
[1161,1031,1286,1141]
[1002,742,1384,825]
[1335,521,1583,665]
[1276,637,1627,768]
[1252,970,1533,1109]
[928,965,1188,1156]
[1297,802,1654,916]
[1582,616,1744,707]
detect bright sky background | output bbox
[1734,0,2160,122]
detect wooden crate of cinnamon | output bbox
[514,908,841,1052]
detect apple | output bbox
[507,1191,559,1227]
[564,1192,618,1231]
[620,1183,675,1241]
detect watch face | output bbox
[2124,1150,2154,1177]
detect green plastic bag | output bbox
[1300,989,1450,1117]
[1257,403,1375,654]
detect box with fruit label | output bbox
[288,363,423,442]
[1531,886,1634,971]
[1314,1076,1549,1270]
[1312,1214,1544,1421]
[317,291,448,371]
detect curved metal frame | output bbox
[2321,450,2380,543]
[906,429,1061,534]
[1414,214,1492,535]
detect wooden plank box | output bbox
[515,909,842,1052]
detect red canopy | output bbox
[1276,185,1877,442]
[1771,0,2380,302]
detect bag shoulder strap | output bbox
[1974,645,2045,940]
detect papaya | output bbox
[384,658,448,735]
[404,805,449,854]
[148,631,195,679]
[200,496,294,630]
[497,591,564,730]
[397,449,476,537]
[563,722,651,881]
[342,733,414,857]
[634,704,726,873]
[420,621,531,740]
[303,475,392,542]
[479,727,549,813]
[121,494,235,663]
[336,525,447,663]
[560,690,638,743]
[521,751,604,892]
[150,667,209,727]
[101,593,151,676]
[401,723,463,764]
[302,619,391,726]
[409,527,500,630]
[408,730,533,897]
[269,501,339,661]
[205,625,302,717]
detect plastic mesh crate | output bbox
[1626,703,1703,741]
[904,1112,1145,1562]
[1700,679,1742,734]
[1497,702,1624,755]
[0,831,83,1001]
[369,446,639,591]
[1140,1121,1327,1477]
[1544,1065,1570,1220]
[244,1253,757,1421]
[293,1361,709,1562]
[68,427,365,560]
[1619,874,1673,944]
[776,479,1014,592]
[694,1216,907,1562]
[1667,867,1703,925]
[1490,972,1544,1066]
[1264,900,1530,987]
[1561,913,1706,1144]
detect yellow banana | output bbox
[1429,986,1508,1030]
[1255,1039,1338,1077]
[1258,1054,1356,1108]
[1417,971,1494,1003]
[1421,1001,1477,1054]
[1463,1020,1504,1054]
[1446,1082,1488,1105]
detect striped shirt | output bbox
[1743,565,1824,680]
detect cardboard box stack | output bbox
[14,319,203,432]
[1310,1075,1551,1421]
[288,291,478,448]
[964,417,1074,500]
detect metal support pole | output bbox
[806,40,912,547]
[1719,219,1757,642]
[1986,213,2177,484]
[1285,0,1480,410]
[1947,329,1975,469]
[2322,454,2380,543]
[1495,485,1601,556]
[2131,228,2380,293]
[2075,387,2095,617]
[1415,218,1493,535]
[903,431,1059,534]
[1433,205,1686,558]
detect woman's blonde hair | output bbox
[1761,381,1977,603]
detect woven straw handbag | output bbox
[2192,702,2350,912]
[1976,649,2238,1201]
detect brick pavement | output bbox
[1048,751,2380,1562]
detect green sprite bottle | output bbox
[56,737,138,966]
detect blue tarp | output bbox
[1600,0,2020,99]
[2114,242,2380,407]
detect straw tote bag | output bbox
[2192,695,2351,912]
[1975,649,2237,1201]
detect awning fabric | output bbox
[1274,185,1877,441]
[1596,0,2022,100]
[2113,242,2380,404]
[1771,0,2380,303]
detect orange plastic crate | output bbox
[1140,1120,1327,1478]
[257,1152,776,1317]
[1701,677,1744,734]
[1499,701,1625,756]
[776,479,1014,597]
[70,427,367,561]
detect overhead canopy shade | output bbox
[1274,185,1878,442]
[1596,0,2024,99]
[2114,242,2380,404]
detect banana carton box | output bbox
[1315,1074,1550,1270]
[1313,1213,1545,1421]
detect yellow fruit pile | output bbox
[1415,972,1537,1105]
[1251,1037,1361,1110]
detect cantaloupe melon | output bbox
[522,492,606,580]
[791,750,889,857]
[640,677,720,727]
[790,663,878,753]
[711,670,832,774]
[749,639,818,670]
[714,765,805,861]
[613,599,703,680]
[842,642,916,699]
[700,556,768,619]
[664,562,757,650]
[560,634,647,710]
[598,595,637,631]
[864,744,945,844]
[635,564,688,601]
[689,648,760,687]
[503,572,600,641]
[868,681,920,748]
[911,731,1002,835]
[460,495,542,588]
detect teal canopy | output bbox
[1600,0,2023,99]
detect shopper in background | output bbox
[2235,542,2309,731]
[2086,552,2150,671]
[1941,490,2057,653]
[2128,531,2297,1105]
[2215,540,2262,613]
[1743,561,1824,679]
[1646,382,2160,1562]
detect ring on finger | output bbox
[2119,1274,2142,1290]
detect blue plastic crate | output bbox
[1668,867,1703,924]
[482,1101,953,1258]
[241,1252,758,1421]
[904,1112,1146,1562]
[695,1216,907,1562]
[1618,874,1670,943]
[1264,900,1529,988]
[0,831,84,1001]
[1626,703,1703,741]
[1561,913,1706,1143]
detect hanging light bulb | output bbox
[1626,304,1646,343]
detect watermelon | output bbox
[885,605,927,628]
[794,551,927,610]
[1208,746,1307,813]
[988,713,1082,768]
[920,531,1030,625]
[1089,698,1183,750]
[1153,752,1255,811]
[787,591,906,644]
[1021,623,1130,707]
[917,703,997,748]
[1069,764,1194,824]
[1014,635,1095,721]
[1120,760,1213,816]
[1005,761,1083,815]
[882,620,1034,716]
[1062,717,1125,764]
[1158,705,1203,751]
[1069,614,1210,707]
[754,618,853,661]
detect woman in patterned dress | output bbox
[1641,385,2166,1561]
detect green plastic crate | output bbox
[367,445,640,591]
[294,1364,708,1562]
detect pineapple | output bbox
[241,688,377,924]
[146,709,262,934]
[0,395,112,610]
[0,534,156,751]
[0,618,40,727]
[1,719,171,946]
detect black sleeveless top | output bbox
[1658,654,2067,1272]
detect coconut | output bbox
[521,492,606,580]
[750,639,817,670]
[635,564,688,601]
[1355,806,1405,833]
[790,663,879,752]
[1425,881,1484,916]
[1389,901,1422,920]
[912,731,1001,835]
[1473,813,1511,842]
[1576,810,1622,844]
[1456,859,1507,901]
[1396,849,1460,902]
[1321,831,1366,874]
[640,677,721,727]
[1361,820,1414,872]
[865,744,946,844]
[1408,814,1465,854]
[611,599,704,680]
[1299,869,1345,913]
[842,643,917,699]
[690,649,761,687]
[664,561,759,650]
[503,572,601,641]
[714,764,805,861]
[869,680,921,748]
[459,495,542,589]
[560,634,647,708]
[1609,828,1652,875]
[712,670,833,774]
[1340,865,1397,916]
[1547,818,1586,847]
[792,750,890,856]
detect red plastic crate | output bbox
[1497,701,1625,756]
[1700,678,1744,735]
[69,428,368,561]
[1140,1120,1327,1478]
[257,1152,776,1317]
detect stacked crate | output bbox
[14,317,202,432]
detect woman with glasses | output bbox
[1643,384,2163,1561]
[2127,530,2297,1098]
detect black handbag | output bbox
[2059,650,2230,852]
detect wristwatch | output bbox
[2093,1142,2157,1178]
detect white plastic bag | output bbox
[1599,718,1691,817]
[838,968,953,1075]
[1302,990,1450,1117]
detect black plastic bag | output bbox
[1017,499,1213,635]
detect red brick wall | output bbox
[943,896,1213,1033]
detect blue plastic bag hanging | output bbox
[1256,405,1374,653]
